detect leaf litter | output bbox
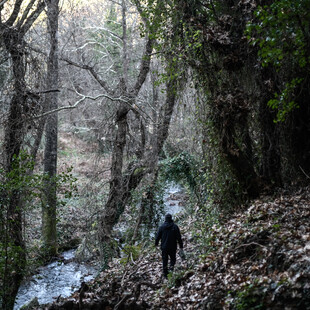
[42,186,310,309]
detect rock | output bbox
[20,297,39,310]
[75,237,93,262]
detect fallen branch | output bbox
[233,242,267,251]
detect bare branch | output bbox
[32,93,125,119]
[20,0,46,35]
[61,57,113,94]
[34,88,142,119]
[15,0,37,29]
[83,26,123,41]
[233,242,267,251]
[34,89,60,95]
[5,0,23,26]
[109,0,122,6]
[0,0,10,7]
[299,166,310,179]
[132,36,154,96]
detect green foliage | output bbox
[247,1,310,69]
[0,152,77,210]
[0,152,41,207]
[167,268,186,288]
[234,282,267,310]
[160,152,198,191]
[100,241,118,271]
[120,244,142,265]
[267,78,302,122]
[246,0,310,121]
[128,179,166,241]
[0,152,78,296]
[51,166,78,207]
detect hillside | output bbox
[43,186,310,310]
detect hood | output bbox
[165,213,173,222]
[163,221,174,230]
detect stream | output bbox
[14,250,97,309]
[163,183,184,217]
[14,183,185,309]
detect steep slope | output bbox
[45,187,310,310]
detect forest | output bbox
[0,0,309,309]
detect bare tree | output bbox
[53,0,179,257]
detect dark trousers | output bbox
[162,248,176,278]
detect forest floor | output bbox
[42,184,310,310]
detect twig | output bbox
[299,166,310,179]
[130,252,136,265]
[233,242,267,251]
[34,89,60,94]
[114,292,131,310]
[121,269,129,285]
[60,57,112,94]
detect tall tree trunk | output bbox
[42,0,59,257]
[0,2,46,308]
[100,104,129,243]
[1,29,27,310]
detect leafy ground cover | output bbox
[42,186,310,309]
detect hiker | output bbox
[155,213,184,278]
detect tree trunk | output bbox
[100,74,178,250]
[0,2,46,308]
[100,104,129,243]
[1,29,27,310]
[42,0,59,257]
[99,0,154,251]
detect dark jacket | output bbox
[155,220,183,251]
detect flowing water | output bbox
[14,250,97,309]
[14,184,185,309]
[163,183,184,217]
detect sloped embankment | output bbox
[46,187,310,309]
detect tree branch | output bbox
[0,0,10,7]
[15,0,37,29]
[5,0,23,26]
[132,36,154,96]
[61,57,113,94]
[61,58,156,123]
[299,166,310,179]
[83,26,123,41]
[233,242,267,251]
[21,0,46,35]
[32,93,129,119]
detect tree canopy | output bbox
[1,0,310,309]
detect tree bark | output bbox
[1,27,27,310]
[42,0,59,257]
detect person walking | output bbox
[155,213,184,278]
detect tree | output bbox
[138,0,310,207]
[48,0,180,259]
[42,0,60,257]
[247,0,310,182]
[0,1,46,308]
